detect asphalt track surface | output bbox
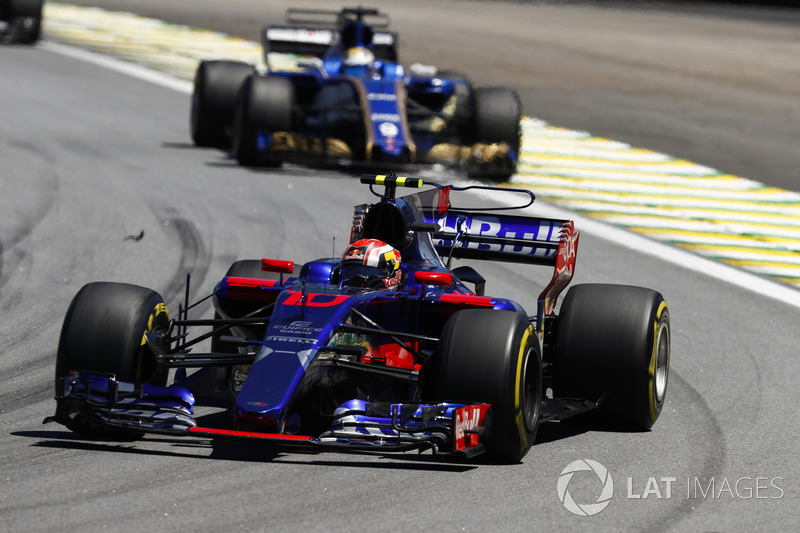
[1,2,798,532]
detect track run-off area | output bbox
[41,2,800,290]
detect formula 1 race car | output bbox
[190,7,522,181]
[0,0,42,44]
[46,175,671,463]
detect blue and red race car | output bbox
[190,7,522,181]
[47,175,671,463]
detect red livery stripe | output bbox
[225,277,279,288]
[188,427,313,441]
[438,293,494,307]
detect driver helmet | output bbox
[340,238,402,289]
[342,46,375,76]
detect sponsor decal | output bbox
[370,113,401,123]
[343,247,366,262]
[266,27,332,44]
[367,93,397,101]
[436,214,555,257]
[276,320,323,336]
[266,336,315,344]
[383,269,402,288]
[231,365,251,394]
[437,186,451,215]
[268,320,325,345]
[453,404,488,450]
[373,32,394,46]
[556,221,577,275]
[378,122,399,138]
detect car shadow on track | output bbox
[535,415,655,446]
[534,421,590,445]
[161,142,198,150]
[16,430,478,472]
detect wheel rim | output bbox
[654,321,670,403]
[521,347,540,432]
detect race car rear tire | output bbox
[232,74,295,167]
[55,282,170,436]
[191,60,255,147]
[434,309,542,463]
[465,87,522,182]
[553,284,671,429]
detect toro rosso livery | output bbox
[191,7,522,181]
[47,175,671,463]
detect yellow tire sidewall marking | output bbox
[648,301,668,422]
[515,324,534,452]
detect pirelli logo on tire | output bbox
[141,302,169,346]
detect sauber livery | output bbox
[191,7,522,181]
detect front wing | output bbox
[45,372,491,459]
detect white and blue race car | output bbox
[190,7,522,181]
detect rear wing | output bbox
[398,182,575,268]
[430,208,579,317]
[360,174,580,327]
[263,26,398,62]
[357,175,576,268]
[285,7,391,29]
[262,7,398,64]
[431,210,569,267]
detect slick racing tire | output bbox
[55,282,170,436]
[434,309,542,463]
[232,74,295,167]
[191,60,255,147]
[553,284,671,430]
[2,0,43,44]
[465,87,522,182]
[435,70,474,140]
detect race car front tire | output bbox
[191,60,255,147]
[465,87,522,182]
[232,74,294,167]
[1,0,42,44]
[553,283,671,429]
[433,309,542,463]
[55,282,170,436]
